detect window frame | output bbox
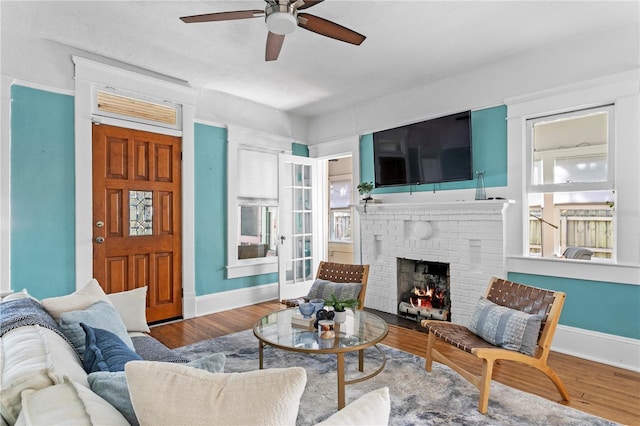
[226,126,291,279]
[526,104,615,194]
[505,71,639,285]
[525,104,616,260]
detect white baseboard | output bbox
[552,324,640,372]
[182,290,197,319]
[194,283,279,317]
[192,288,640,373]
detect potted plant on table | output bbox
[325,294,359,323]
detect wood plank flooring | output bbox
[149,300,640,425]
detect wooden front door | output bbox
[92,123,182,323]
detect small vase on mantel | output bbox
[333,310,347,324]
[475,170,486,200]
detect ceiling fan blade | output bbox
[265,31,285,61]
[297,0,325,10]
[297,13,365,45]
[180,10,264,23]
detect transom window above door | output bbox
[94,88,182,130]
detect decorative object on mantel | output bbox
[413,221,433,240]
[357,181,376,212]
[357,181,374,201]
[475,170,486,200]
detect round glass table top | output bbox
[253,308,388,354]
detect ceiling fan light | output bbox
[266,12,297,35]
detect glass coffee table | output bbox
[253,308,388,410]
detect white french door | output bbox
[278,154,321,300]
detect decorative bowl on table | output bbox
[298,302,315,318]
[309,299,325,314]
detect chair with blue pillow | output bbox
[281,261,369,310]
[421,277,570,414]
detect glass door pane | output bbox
[278,154,319,300]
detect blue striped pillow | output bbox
[306,279,362,302]
[468,297,542,356]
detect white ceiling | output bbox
[2,1,639,118]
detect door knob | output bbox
[95,236,105,244]
[280,235,286,244]
[95,221,104,228]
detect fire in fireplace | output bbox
[397,259,450,322]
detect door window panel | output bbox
[281,156,315,288]
[129,190,153,236]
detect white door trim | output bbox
[73,56,198,318]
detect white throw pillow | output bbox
[15,377,129,425]
[0,326,88,424]
[107,287,150,333]
[41,279,111,324]
[37,328,88,387]
[315,387,391,426]
[0,326,55,424]
[1,289,35,302]
[126,361,307,426]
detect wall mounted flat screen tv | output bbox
[373,111,472,187]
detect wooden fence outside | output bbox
[529,207,613,258]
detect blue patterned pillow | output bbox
[306,279,362,302]
[60,300,134,359]
[468,297,542,356]
[81,323,142,373]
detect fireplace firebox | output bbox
[397,258,450,322]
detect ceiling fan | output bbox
[180,0,366,61]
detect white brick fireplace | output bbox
[355,201,512,326]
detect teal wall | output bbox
[508,273,640,339]
[292,142,309,157]
[10,86,76,299]
[8,89,638,342]
[360,105,508,194]
[193,123,277,295]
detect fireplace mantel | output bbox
[354,199,514,214]
[357,200,513,325]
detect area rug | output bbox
[174,329,617,426]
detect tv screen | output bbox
[373,111,472,187]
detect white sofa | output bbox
[0,281,390,425]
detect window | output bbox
[236,148,279,260]
[226,125,292,279]
[238,205,277,259]
[329,179,352,242]
[526,105,615,259]
[95,88,181,130]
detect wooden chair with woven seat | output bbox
[281,261,369,310]
[421,276,570,414]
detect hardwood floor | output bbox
[149,300,640,425]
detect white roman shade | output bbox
[237,149,278,200]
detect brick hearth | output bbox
[356,201,512,325]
